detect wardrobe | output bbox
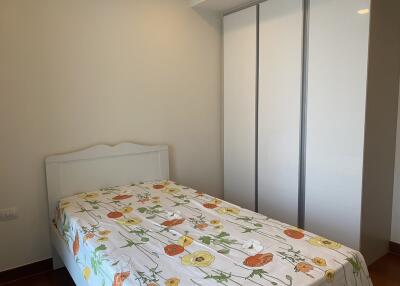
[223,0,400,264]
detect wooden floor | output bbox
[368,253,400,286]
[1,268,74,286]
[2,254,399,286]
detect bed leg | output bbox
[52,246,64,270]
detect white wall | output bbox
[392,84,400,244]
[0,0,222,271]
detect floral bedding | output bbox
[55,180,372,286]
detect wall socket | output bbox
[0,207,18,221]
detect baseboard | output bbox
[389,241,400,255]
[0,259,52,285]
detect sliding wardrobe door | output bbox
[305,0,370,249]
[223,7,257,211]
[258,0,303,225]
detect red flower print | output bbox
[164,244,185,256]
[112,194,133,200]
[161,218,185,227]
[73,232,80,256]
[284,229,304,239]
[203,203,218,209]
[153,184,165,189]
[112,271,130,286]
[243,253,273,267]
[107,211,124,219]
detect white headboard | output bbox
[45,142,169,221]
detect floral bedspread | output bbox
[55,180,372,286]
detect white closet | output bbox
[258,0,303,227]
[305,0,371,251]
[223,0,400,264]
[223,6,257,211]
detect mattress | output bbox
[55,181,372,286]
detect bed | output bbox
[45,143,372,286]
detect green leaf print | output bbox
[205,272,231,283]
[95,244,107,252]
[249,269,268,279]
[346,256,362,274]
[218,248,230,254]
[199,236,212,245]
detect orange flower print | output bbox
[112,271,130,286]
[73,232,80,256]
[203,203,218,209]
[312,257,327,267]
[295,262,314,273]
[178,235,193,247]
[283,229,304,239]
[164,244,185,256]
[195,223,208,230]
[165,277,180,286]
[112,194,133,200]
[161,218,185,227]
[153,184,165,189]
[243,253,273,267]
[84,232,95,241]
[107,211,124,219]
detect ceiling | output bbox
[190,0,259,13]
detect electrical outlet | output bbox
[0,207,18,221]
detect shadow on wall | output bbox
[192,7,222,33]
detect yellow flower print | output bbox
[83,266,91,281]
[308,237,341,250]
[80,193,98,200]
[217,207,240,215]
[98,230,111,236]
[117,217,142,226]
[181,251,215,267]
[325,269,335,282]
[178,235,193,248]
[60,201,70,209]
[97,237,108,242]
[162,187,181,195]
[209,219,224,229]
[312,257,327,267]
[121,206,133,214]
[210,219,221,225]
[209,198,222,205]
[165,277,180,286]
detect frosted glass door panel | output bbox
[258,0,303,225]
[305,0,370,249]
[223,7,257,211]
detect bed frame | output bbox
[45,142,169,285]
